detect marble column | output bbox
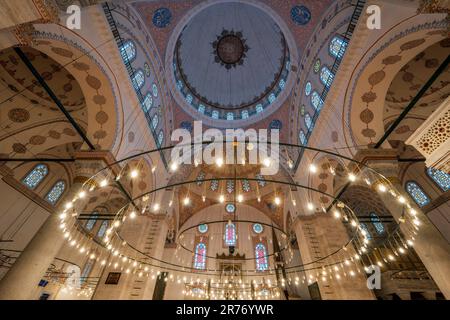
[359,151,450,299]
[0,180,85,299]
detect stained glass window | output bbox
[406,181,430,207]
[22,164,48,189]
[300,104,305,117]
[320,66,334,87]
[212,110,219,119]
[120,40,136,62]
[225,203,235,213]
[198,224,208,233]
[299,130,307,145]
[242,179,251,192]
[142,93,153,112]
[80,259,94,285]
[227,112,234,120]
[268,93,276,104]
[45,180,65,205]
[329,36,348,59]
[157,130,164,147]
[85,212,98,231]
[97,221,108,238]
[224,223,236,246]
[151,114,159,130]
[152,83,158,97]
[132,70,145,90]
[198,105,205,113]
[256,104,263,113]
[241,110,249,119]
[311,91,323,110]
[226,180,235,194]
[360,223,372,240]
[210,179,219,191]
[193,243,206,270]
[314,59,321,73]
[255,243,268,271]
[427,167,450,191]
[253,223,263,234]
[305,82,312,96]
[305,113,312,130]
[279,79,286,89]
[370,212,384,234]
[255,174,266,187]
[186,94,193,104]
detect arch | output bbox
[45,180,66,205]
[427,167,450,192]
[255,243,268,271]
[193,242,207,270]
[405,181,431,207]
[120,39,137,62]
[22,164,48,190]
[329,35,348,59]
[224,223,237,246]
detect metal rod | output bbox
[13,47,96,150]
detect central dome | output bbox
[172,2,291,122]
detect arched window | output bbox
[151,114,159,130]
[120,40,136,62]
[22,164,48,189]
[305,113,312,130]
[157,130,164,147]
[320,66,334,87]
[80,259,94,285]
[97,221,108,239]
[142,93,153,112]
[427,167,450,191]
[359,223,372,240]
[45,180,65,205]
[255,174,266,187]
[226,180,234,194]
[406,181,431,207]
[193,243,206,270]
[329,36,348,59]
[85,212,98,231]
[132,70,145,90]
[224,223,236,246]
[299,130,307,145]
[311,91,323,110]
[370,212,385,234]
[242,179,251,192]
[305,81,312,96]
[152,83,158,97]
[255,243,268,271]
[210,179,219,191]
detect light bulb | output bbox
[153,203,160,212]
[378,184,387,192]
[274,197,281,205]
[263,158,271,167]
[333,211,341,219]
[114,220,120,228]
[129,211,137,219]
[216,158,223,167]
[130,169,139,178]
[65,202,73,209]
[237,194,244,203]
[309,164,317,173]
[170,162,178,172]
[100,179,108,188]
[78,191,86,199]
[348,173,356,182]
[397,196,406,204]
[219,195,225,203]
[183,197,190,205]
[307,203,314,211]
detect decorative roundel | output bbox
[269,119,282,130]
[144,63,151,77]
[305,82,312,96]
[314,59,321,73]
[253,223,264,234]
[291,6,311,26]
[152,8,172,28]
[225,203,236,213]
[198,224,208,233]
